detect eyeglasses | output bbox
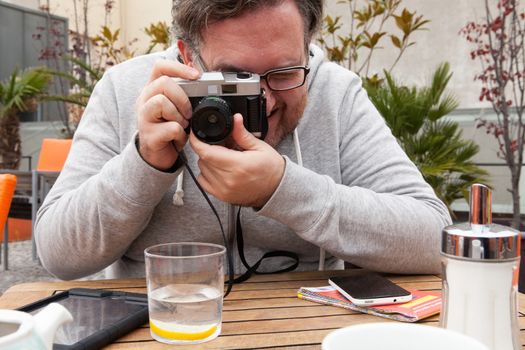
[194,54,310,92]
[259,66,310,91]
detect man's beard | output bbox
[264,93,308,148]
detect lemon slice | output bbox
[150,320,218,341]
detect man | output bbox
[35,0,451,280]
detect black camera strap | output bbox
[174,147,234,297]
[232,207,299,284]
[173,144,299,296]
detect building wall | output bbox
[42,0,172,54]
[118,0,173,50]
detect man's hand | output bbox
[190,114,285,207]
[137,60,200,171]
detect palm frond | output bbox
[428,93,459,121]
[63,54,104,82]
[45,68,91,90]
[0,67,51,115]
[43,54,104,109]
[428,62,453,105]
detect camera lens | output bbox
[191,97,233,144]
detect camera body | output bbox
[177,72,268,144]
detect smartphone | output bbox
[328,270,412,306]
[18,288,148,350]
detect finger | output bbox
[138,76,192,120]
[189,132,242,167]
[231,113,261,150]
[148,59,199,83]
[139,94,189,129]
[143,121,188,152]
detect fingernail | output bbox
[188,67,200,76]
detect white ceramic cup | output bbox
[322,322,490,350]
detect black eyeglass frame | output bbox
[193,54,310,92]
[258,65,310,92]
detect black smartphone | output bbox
[17,288,148,350]
[328,270,412,306]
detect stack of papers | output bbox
[297,286,441,322]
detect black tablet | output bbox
[17,288,148,350]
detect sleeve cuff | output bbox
[135,133,185,173]
[107,132,182,206]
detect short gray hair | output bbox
[172,0,323,53]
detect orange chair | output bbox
[0,174,17,270]
[31,138,72,260]
[36,138,73,171]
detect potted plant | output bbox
[0,67,51,169]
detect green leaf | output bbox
[0,66,51,116]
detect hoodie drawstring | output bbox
[172,171,185,206]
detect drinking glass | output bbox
[144,242,225,344]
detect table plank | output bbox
[240,270,441,283]
[222,305,358,322]
[0,290,53,309]
[105,329,337,349]
[3,278,146,292]
[229,278,439,291]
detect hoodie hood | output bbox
[306,44,327,92]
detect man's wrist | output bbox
[253,154,286,208]
[135,135,183,173]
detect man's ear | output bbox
[177,40,194,67]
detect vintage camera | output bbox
[177,72,267,144]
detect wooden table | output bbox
[1,270,524,349]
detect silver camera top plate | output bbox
[176,72,262,97]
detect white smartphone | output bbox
[328,270,412,306]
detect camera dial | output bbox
[236,72,252,79]
[191,97,233,144]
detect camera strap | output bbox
[173,147,235,297]
[172,144,299,297]
[232,207,299,284]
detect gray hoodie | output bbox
[35,44,451,280]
